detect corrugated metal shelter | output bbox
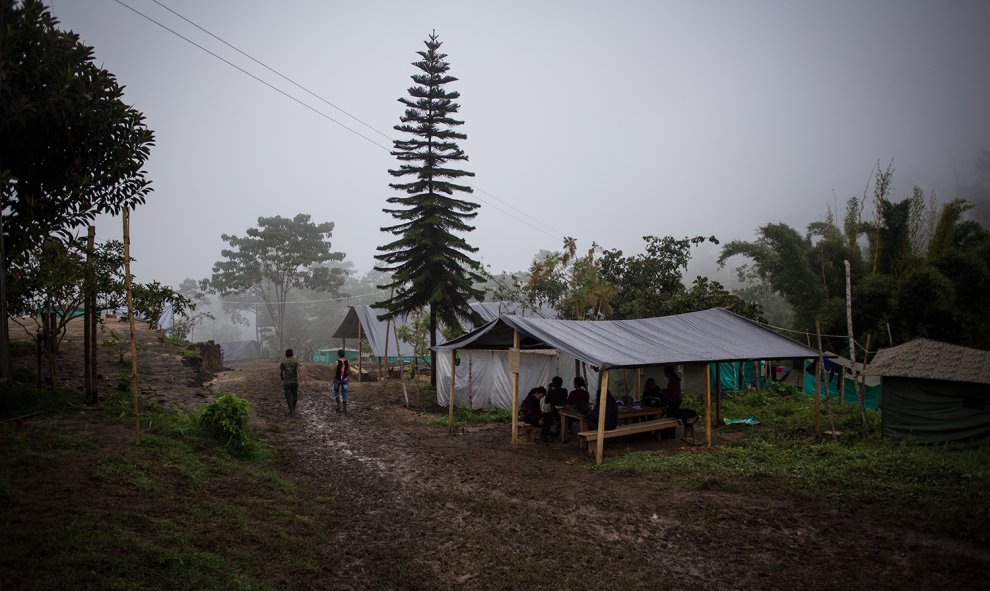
[868,338,990,443]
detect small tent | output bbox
[330,305,425,362]
[219,340,260,362]
[868,338,990,443]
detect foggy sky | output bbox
[47,0,990,292]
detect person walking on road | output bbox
[280,349,302,415]
[334,348,350,413]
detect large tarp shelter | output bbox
[434,307,822,464]
[868,338,990,443]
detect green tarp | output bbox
[882,377,990,443]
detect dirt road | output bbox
[212,363,989,591]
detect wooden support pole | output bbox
[83,226,95,404]
[357,320,363,382]
[448,350,456,435]
[123,209,141,445]
[594,370,610,465]
[715,361,722,425]
[510,330,521,447]
[636,368,641,401]
[814,326,822,435]
[705,364,712,448]
[844,259,854,409]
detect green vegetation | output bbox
[602,389,990,543]
[435,406,512,427]
[200,393,254,451]
[0,386,337,590]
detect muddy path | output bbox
[212,364,990,591]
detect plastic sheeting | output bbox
[882,377,990,443]
[435,349,599,410]
[434,308,821,369]
[331,305,420,359]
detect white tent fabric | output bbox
[331,305,419,359]
[435,308,821,369]
[436,349,599,409]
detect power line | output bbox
[111,0,393,151]
[220,289,387,306]
[148,0,392,144]
[114,0,565,243]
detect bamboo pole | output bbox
[447,350,456,435]
[123,209,141,445]
[705,364,712,448]
[594,370,609,465]
[511,330,521,447]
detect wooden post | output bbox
[510,330,521,447]
[715,361,722,425]
[840,364,846,407]
[636,368,641,401]
[594,370,609,465]
[814,325,822,435]
[83,226,95,404]
[383,306,392,401]
[357,320,363,383]
[123,209,141,445]
[705,364,712,448]
[448,350,457,435]
[392,317,409,407]
[844,259,854,409]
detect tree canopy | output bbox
[0,0,155,264]
[720,164,990,354]
[209,214,346,355]
[374,31,484,385]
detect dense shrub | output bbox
[200,393,253,448]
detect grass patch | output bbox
[434,406,512,427]
[602,389,990,542]
[0,385,338,590]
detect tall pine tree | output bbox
[375,31,484,386]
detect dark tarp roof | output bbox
[434,307,821,369]
[331,305,418,358]
[469,301,556,324]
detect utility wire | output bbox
[118,0,564,241]
[111,0,393,151]
[148,0,392,143]
[220,289,388,306]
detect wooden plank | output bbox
[578,418,678,441]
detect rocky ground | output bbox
[7,319,990,590]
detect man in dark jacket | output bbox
[586,390,618,431]
[520,386,553,442]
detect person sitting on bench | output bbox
[662,366,699,440]
[642,377,664,408]
[520,386,553,443]
[586,389,618,431]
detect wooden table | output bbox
[558,406,665,444]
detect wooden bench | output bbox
[577,418,680,456]
[516,422,541,443]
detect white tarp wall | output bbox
[436,349,601,410]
